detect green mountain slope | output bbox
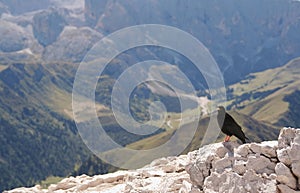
[1,0,300,191]
[228,57,300,127]
[118,58,300,168]
[0,61,166,191]
[67,58,300,173]
[122,111,280,168]
[0,62,90,191]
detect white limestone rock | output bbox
[235,144,250,157]
[246,155,275,174]
[290,144,300,162]
[185,160,208,188]
[187,127,300,193]
[277,127,300,166]
[292,161,300,187]
[212,157,233,173]
[292,161,300,176]
[260,141,278,158]
[186,142,241,187]
[232,159,247,175]
[149,157,169,167]
[204,169,276,193]
[277,184,300,193]
[236,141,277,159]
[277,147,292,166]
[275,162,297,189]
[5,127,300,193]
[278,127,297,148]
[249,143,262,154]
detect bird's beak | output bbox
[211,110,218,115]
[211,107,220,115]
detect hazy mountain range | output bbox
[0,0,300,191]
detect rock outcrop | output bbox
[32,9,66,47]
[0,20,30,52]
[84,0,300,85]
[0,0,51,15]
[42,26,102,62]
[4,155,192,193]
[84,0,108,27]
[186,127,300,193]
[5,127,300,193]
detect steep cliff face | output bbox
[0,0,51,15]
[84,0,108,27]
[42,26,102,62]
[0,20,30,52]
[5,127,300,193]
[32,9,66,47]
[84,0,300,84]
[2,0,300,84]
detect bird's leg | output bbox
[224,135,231,142]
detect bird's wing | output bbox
[225,113,247,143]
[223,113,239,127]
[233,126,247,143]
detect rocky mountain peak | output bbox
[32,8,66,47]
[5,127,300,193]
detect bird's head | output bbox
[211,106,226,115]
[217,106,226,113]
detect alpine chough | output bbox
[217,106,249,144]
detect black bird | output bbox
[217,106,249,144]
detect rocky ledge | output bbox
[186,127,300,193]
[5,127,300,193]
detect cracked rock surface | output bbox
[5,127,300,193]
[186,127,300,193]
